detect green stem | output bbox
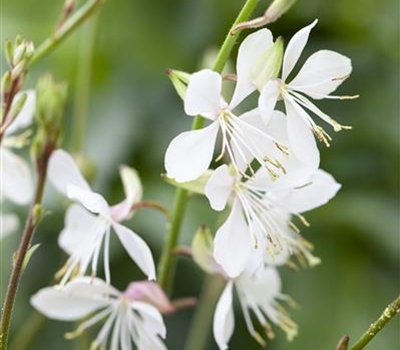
[29,0,107,67]
[349,294,400,350]
[157,0,261,294]
[0,143,54,350]
[183,275,226,350]
[72,13,100,154]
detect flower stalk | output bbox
[157,0,262,294]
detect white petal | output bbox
[68,185,109,216]
[131,301,166,338]
[0,148,33,205]
[273,169,341,213]
[258,80,280,125]
[282,19,318,81]
[213,200,252,278]
[112,222,156,280]
[285,101,320,168]
[48,149,91,196]
[5,90,36,135]
[213,281,235,350]
[31,278,115,321]
[184,69,223,118]
[0,213,19,239]
[230,29,274,109]
[165,121,219,183]
[289,50,352,99]
[59,204,108,258]
[205,165,235,211]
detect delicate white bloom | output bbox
[165,68,284,183]
[0,90,36,206]
[214,265,297,350]
[205,112,341,277]
[0,212,19,239]
[48,149,155,285]
[31,277,167,350]
[191,232,296,350]
[257,19,355,166]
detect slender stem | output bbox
[349,294,400,350]
[183,275,226,350]
[0,143,54,350]
[28,0,107,67]
[157,0,261,294]
[72,13,100,154]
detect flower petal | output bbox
[48,149,91,196]
[0,148,33,205]
[213,200,252,278]
[0,213,19,239]
[184,69,223,118]
[30,277,115,321]
[282,19,318,81]
[272,169,341,213]
[213,281,235,350]
[258,80,280,125]
[205,165,235,211]
[131,301,166,338]
[68,185,109,216]
[230,29,274,109]
[289,50,352,99]
[5,90,36,135]
[285,100,320,168]
[112,222,156,280]
[165,121,219,183]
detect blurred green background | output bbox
[1,0,399,349]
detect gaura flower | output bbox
[0,212,19,239]
[205,111,341,278]
[191,229,296,349]
[48,149,155,285]
[258,19,356,166]
[31,277,167,350]
[165,68,285,183]
[0,90,35,206]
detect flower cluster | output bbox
[166,19,352,348]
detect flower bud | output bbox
[5,40,14,66]
[265,0,297,23]
[13,43,26,66]
[192,226,221,274]
[1,72,12,96]
[8,93,28,121]
[250,37,284,91]
[11,59,27,80]
[166,69,190,100]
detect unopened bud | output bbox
[192,226,221,274]
[14,35,23,48]
[13,43,27,66]
[9,93,28,121]
[5,40,14,66]
[1,72,12,95]
[167,69,190,100]
[265,0,297,23]
[11,59,27,80]
[251,37,284,90]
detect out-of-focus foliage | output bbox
[1,0,399,349]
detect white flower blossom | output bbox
[165,67,285,183]
[0,90,35,206]
[48,149,155,285]
[205,111,341,278]
[31,277,167,350]
[257,19,355,166]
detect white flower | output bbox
[165,68,285,183]
[48,149,155,285]
[214,265,297,350]
[31,277,167,350]
[258,19,355,166]
[205,112,341,278]
[0,90,36,206]
[0,212,19,239]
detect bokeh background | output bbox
[1,0,399,349]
